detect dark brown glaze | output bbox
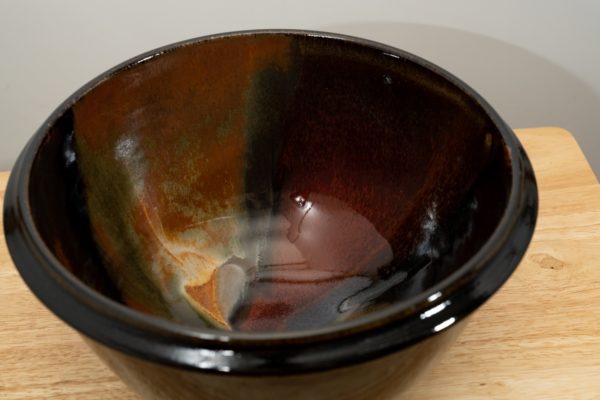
[26,32,513,332]
[64,32,510,331]
[3,30,537,399]
[27,110,122,300]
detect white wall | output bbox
[1,0,599,173]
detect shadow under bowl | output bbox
[3,30,537,400]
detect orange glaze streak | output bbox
[183,271,229,329]
[72,35,293,323]
[142,36,293,237]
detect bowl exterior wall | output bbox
[86,319,465,400]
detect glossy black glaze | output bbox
[3,30,537,398]
[85,320,467,400]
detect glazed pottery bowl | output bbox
[3,30,537,399]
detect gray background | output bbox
[1,0,598,174]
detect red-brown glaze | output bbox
[236,41,496,331]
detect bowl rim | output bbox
[4,29,537,374]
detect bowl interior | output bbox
[27,33,511,332]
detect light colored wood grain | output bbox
[402,127,600,400]
[1,127,599,399]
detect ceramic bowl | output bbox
[3,30,537,399]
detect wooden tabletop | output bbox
[1,127,599,399]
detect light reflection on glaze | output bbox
[420,300,450,320]
[433,317,456,332]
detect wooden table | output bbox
[1,127,599,399]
